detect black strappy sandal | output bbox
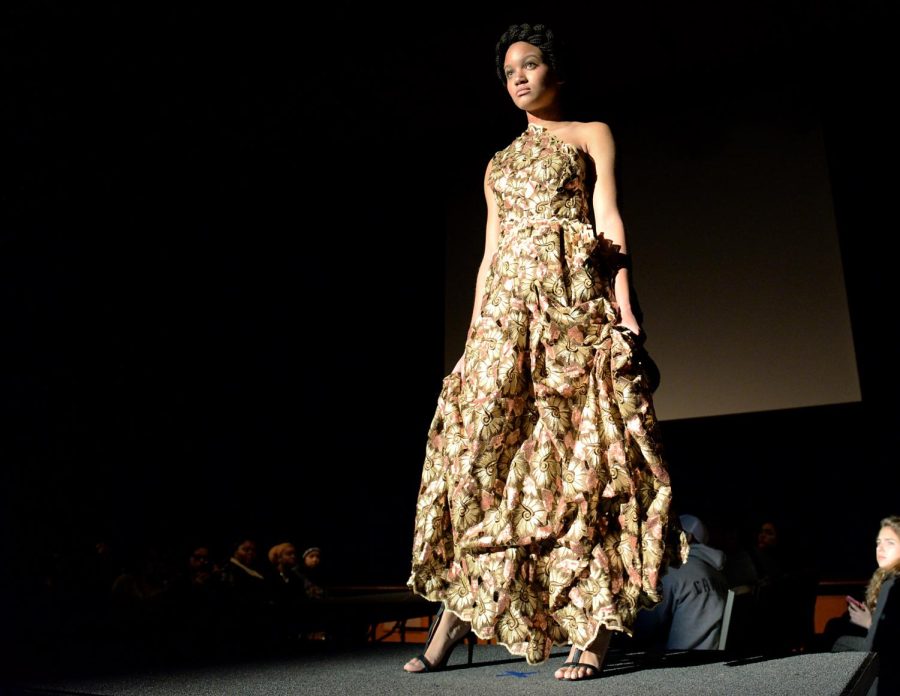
[407,604,476,673]
[558,648,602,680]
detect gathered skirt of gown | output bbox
[408,123,687,665]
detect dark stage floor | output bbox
[3,643,876,696]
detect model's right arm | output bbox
[452,159,501,374]
[469,159,502,328]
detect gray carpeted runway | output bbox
[7,643,876,696]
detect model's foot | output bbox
[553,629,611,681]
[403,610,472,672]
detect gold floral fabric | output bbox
[408,123,687,664]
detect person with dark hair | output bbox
[220,538,265,590]
[166,543,218,659]
[217,537,273,653]
[300,547,326,597]
[405,22,687,681]
[726,517,817,653]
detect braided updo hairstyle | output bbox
[495,23,567,84]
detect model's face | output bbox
[876,527,900,569]
[503,42,559,112]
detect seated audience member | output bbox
[166,543,218,657]
[725,518,785,588]
[632,514,728,650]
[726,517,817,652]
[220,537,265,589]
[288,546,323,599]
[269,543,322,598]
[834,516,900,696]
[267,542,310,640]
[217,536,273,650]
[268,543,298,582]
[169,543,216,599]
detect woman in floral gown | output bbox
[404,23,687,681]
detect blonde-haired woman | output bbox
[848,517,900,628]
[847,516,900,695]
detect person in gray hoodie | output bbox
[632,514,728,650]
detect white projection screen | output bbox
[443,103,861,421]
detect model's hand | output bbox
[452,355,465,379]
[848,601,872,629]
[617,310,641,336]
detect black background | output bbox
[3,3,898,600]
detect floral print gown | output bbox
[408,123,687,665]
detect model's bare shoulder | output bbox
[576,121,613,143]
[574,121,614,161]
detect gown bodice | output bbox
[489,123,590,232]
